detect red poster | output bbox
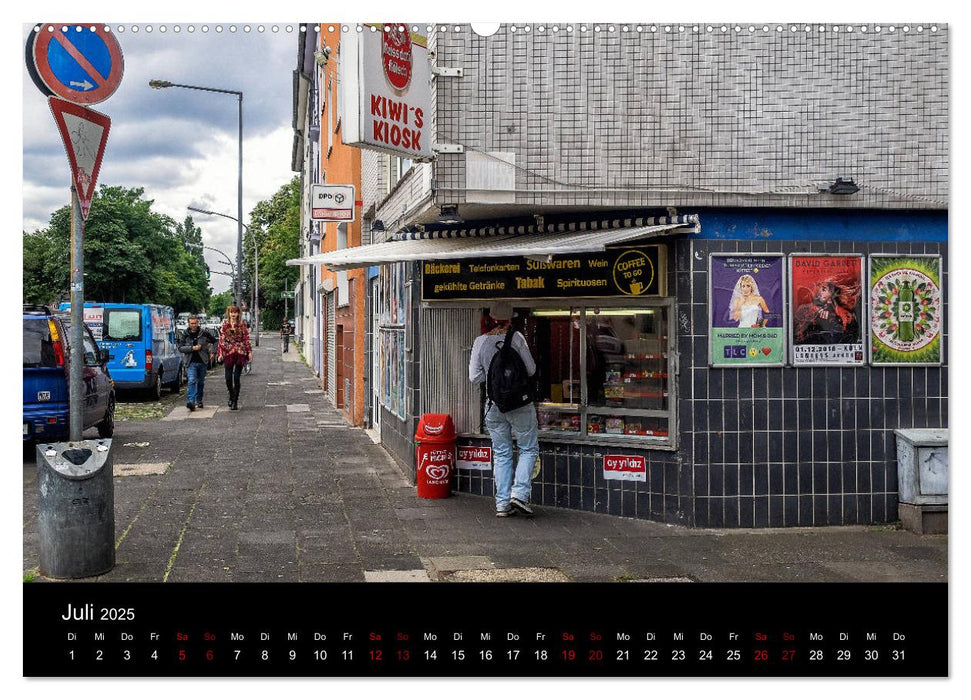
[789,255,865,365]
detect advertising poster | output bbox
[709,254,785,367]
[789,255,865,366]
[869,255,943,365]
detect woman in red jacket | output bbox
[217,305,252,410]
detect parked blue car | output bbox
[23,305,115,444]
[59,302,184,399]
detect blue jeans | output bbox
[186,361,207,405]
[484,402,539,511]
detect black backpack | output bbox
[487,326,534,413]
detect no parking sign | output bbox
[25,24,122,220]
[26,24,124,105]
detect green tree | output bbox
[23,224,69,306]
[207,290,234,317]
[247,176,300,329]
[22,186,211,311]
[171,215,211,313]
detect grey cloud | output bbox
[101,119,207,160]
[23,22,296,234]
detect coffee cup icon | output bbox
[630,281,643,295]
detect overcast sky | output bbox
[21,21,299,294]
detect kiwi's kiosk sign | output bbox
[340,24,432,159]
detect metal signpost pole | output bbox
[69,185,84,442]
[236,93,244,307]
[254,241,260,346]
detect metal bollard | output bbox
[36,439,115,579]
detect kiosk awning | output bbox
[287,218,698,271]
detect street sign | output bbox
[311,184,356,221]
[48,97,111,220]
[26,24,125,105]
[280,291,296,299]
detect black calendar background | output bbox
[23,582,946,677]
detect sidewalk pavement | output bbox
[22,336,947,584]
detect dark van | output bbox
[23,305,115,444]
[60,303,184,399]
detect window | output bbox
[378,262,409,418]
[22,318,56,368]
[514,303,674,445]
[378,262,408,326]
[104,310,142,341]
[82,329,100,366]
[387,156,413,192]
[379,328,406,419]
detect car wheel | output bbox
[97,395,115,438]
[150,371,162,400]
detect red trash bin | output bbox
[415,413,456,499]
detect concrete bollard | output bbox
[36,439,115,578]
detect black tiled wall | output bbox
[681,237,947,528]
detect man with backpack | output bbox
[468,301,539,518]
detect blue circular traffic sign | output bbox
[27,25,124,105]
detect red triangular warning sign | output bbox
[48,96,111,220]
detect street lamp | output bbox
[150,79,244,307]
[185,241,235,283]
[188,206,261,346]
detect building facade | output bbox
[292,25,368,425]
[297,22,948,527]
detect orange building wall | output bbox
[319,24,366,426]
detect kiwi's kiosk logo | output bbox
[382,25,413,92]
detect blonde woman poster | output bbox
[709,254,785,367]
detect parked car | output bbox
[23,304,115,444]
[60,302,184,399]
[175,312,191,334]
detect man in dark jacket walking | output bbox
[179,315,218,411]
[281,317,293,353]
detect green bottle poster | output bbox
[869,255,943,365]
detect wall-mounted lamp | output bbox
[314,46,332,67]
[437,205,463,225]
[371,219,386,233]
[823,178,860,195]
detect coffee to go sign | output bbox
[340,24,432,159]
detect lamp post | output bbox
[150,79,243,307]
[188,206,261,347]
[184,241,235,289]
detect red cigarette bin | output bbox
[415,413,456,499]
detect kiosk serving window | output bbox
[521,304,673,445]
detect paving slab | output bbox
[364,569,432,582]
